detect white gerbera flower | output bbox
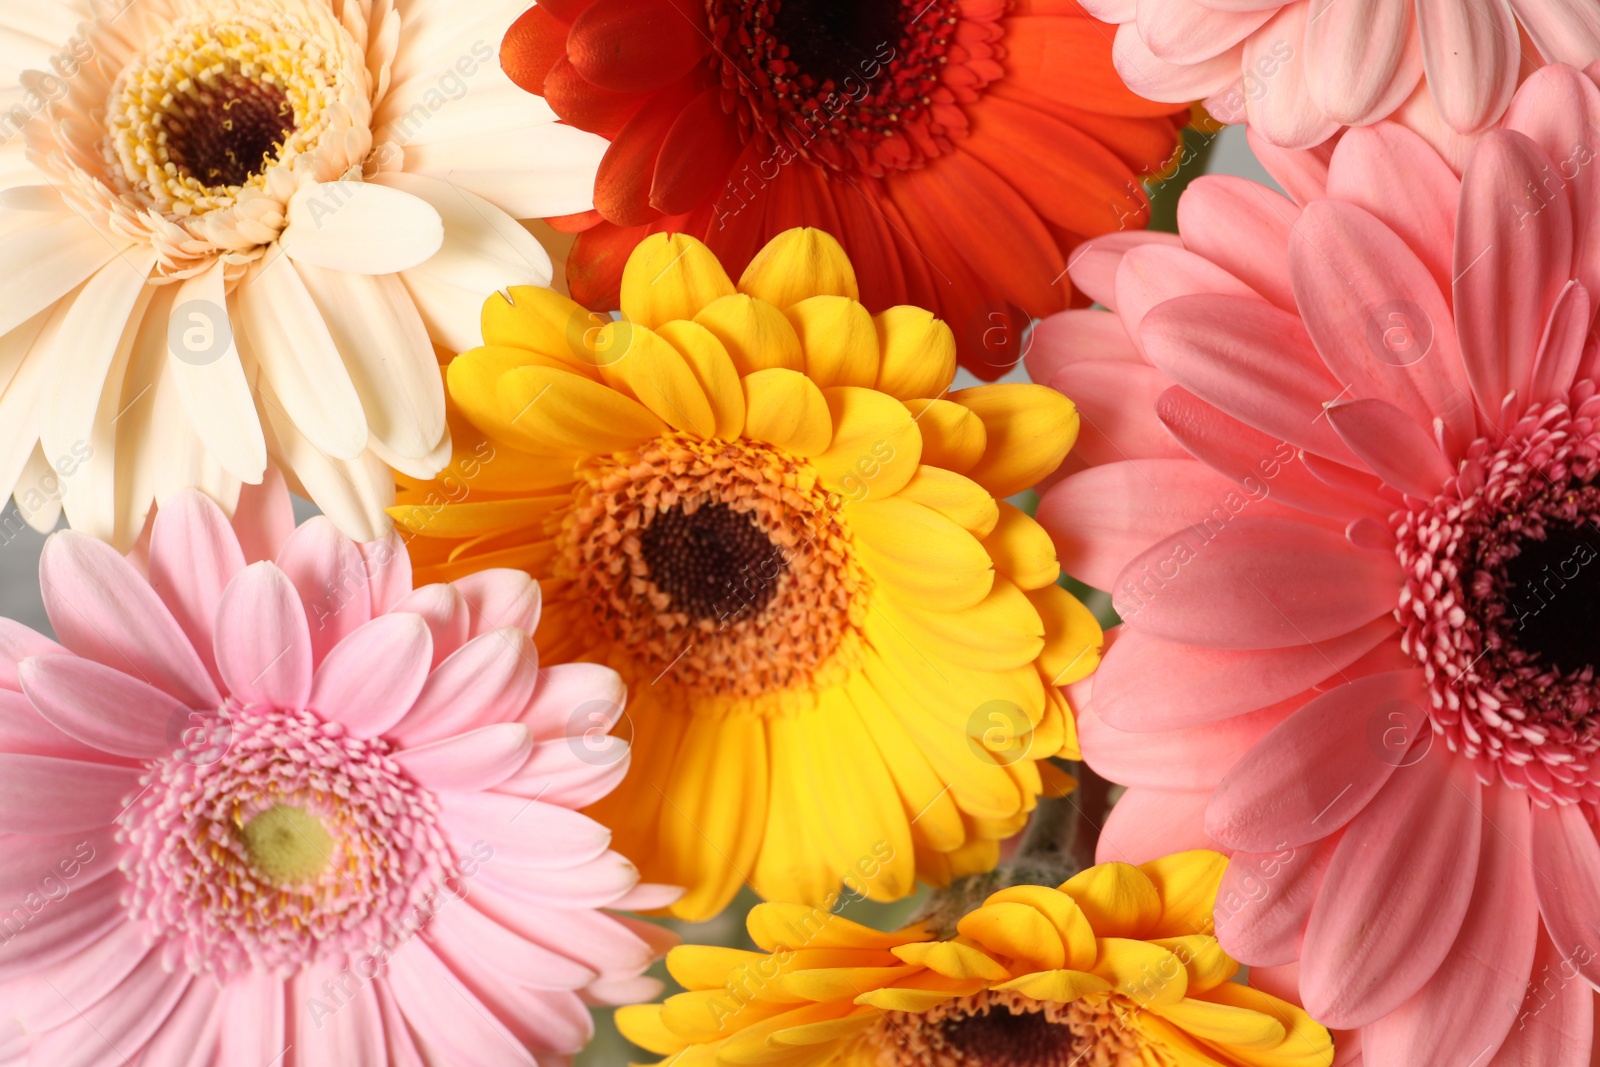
[0,0,607,543]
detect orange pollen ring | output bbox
[557,432,870,700]
[867,989,1145,1067]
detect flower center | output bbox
[1395,391,1600,798]
[870,990,1144,1067]
[117,703,450,978]
[710,0,989,176]
[559,431,869,703]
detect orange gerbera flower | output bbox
[499,0,1189,377]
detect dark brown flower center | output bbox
[872,991,1142,1067]
[1492,518,1600,679]
[640,501,784,621]
[164,71,294,190]
[767,0,905,92]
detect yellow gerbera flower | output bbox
[390,227,1101,920]
[617,851,1333,1067]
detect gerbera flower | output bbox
[617,850,1332,1066]
[389,226,1099,920]
[1032,62,1600,1063]
[497,0,1190,377]
[0,477,673,1065]
[0,0,608,545]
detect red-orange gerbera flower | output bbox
[501,0,1189,376]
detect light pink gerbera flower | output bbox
[1033,63,1600,1066]
[1084,0,1600,148]
[0,474,674,1066]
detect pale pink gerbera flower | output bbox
[1033,63,1600,1066]
[1085,0,1600,148]
[0,475,673,1065]
[0,0,606,545]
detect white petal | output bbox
[258,383,394,542]
[0,295,73,507]
[280,180,444,274]
[235,254,368,460]
[375,170,552,292]
[384,0,528,86]
[293,262,446,464]
[375,65,556,146]
[168,260,268,483]
[12,445,61,533]
[369,425,453,481]
[398,270,486,354]
[402,122,608,219]
[0,212,124,337]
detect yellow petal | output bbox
[904,398,987,475]
[767,1010,878,1048]
[445,344,578,444]
[776,965,921,1002]
[385,496,562,540]
[890,941,1011,981]
[1197,982,1333,1062]
[876,580,1043,672]
[1037,684,1077,761]
[620,232,735,327]
[715,1001,863,1064]
[993,969,1112,1004]
[845,674,966,854]
[1091,937,1188,1006]
[594,320,716,436]
[657,319,746,439]
[849,497,994,610]
[1140,850,1230,939]
[853,988,960,1012]
[747,903,928,953]
[742,368,832,456]
[660,988,791,1043]
[1150,995,1286,1049]
[786,295,878,388]
[1151,935,1239,993]
[739,227,859,309]
[982,885,1097,970]
[483,364,666,455]
[426,404,578,494]
[983,502,1060,589]
[658,714,768,922]
[752,716,844,908]
[892,467,999,537]
[666,946,770,992]
[479,286,603,378]
[614,1004,688,1056]
[957,901,1065,970]
[1057,684,1082,761]
[875,306,956,400]
[1030,584,1104,687]
[695,294,803,375]
[953,384,1078,497]
[1061,863,1162,939]
[815,386,921,500]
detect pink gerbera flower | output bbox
[1033,63,1600,1065]
[0,474,673,1065]
[1085,0,1600,148]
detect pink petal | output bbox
[1047,363,1189,468]
[1080,698,1293,790]
[1116,243,1263,359]
[1303,0,1415,122]
[1529,281,1592,404]
[1364,784,1537,1066]
[1065,230,1185,311]
[1288,199,1476,447]
[393,583,473,666]
[390,628,540,747]
[609,882,685,911]
[0,753,139,833]
[1416,0,1519,133]
[1300,752,1482,1028]
[452,569,542,637]
[1208,669,1425,851]
[374,983,428,1067]
[129,977,222,1067]
[214,562,313,710]
[1324,398,1456,498]
[438,790,612,870]
[1509,0,1600,65]
[1137,0,1274,64]
[146,490,245,693]
[520,663,626,743]
[1095,787,1221,865]
[1455,130,1574,419]
[430,896,597,989]
[1140,295,1358,464]
[39,532,219,709]
[474,848,643,910]
[275,516,373,667]
[1176,175,1300,310]
[1530,801,1600,989]
[1247,125,1334,204]
[393,723,534,791]
[0,689,106,761]
[232,467,295,564]
[292,961,384,1067]
[7,921,147,1033]
[1241,6,1340,149]
[0,619,65,693]
[28,949,190,1067]
[1326,123,1460,296]
[1215,835,1338,966]
[384,940,540,1065]
[1490,927,1595,1066]
[1154,388,1386,522]
[217,969,285,1067]
[1503,62,1600,314]
[1094,617,1397,731]
[1114,24,1243,103]
[308,613,433,738]
[358,530,414,615]
[19,656,187,760]
[1026,311,1142,388]
[0,872,124,982]
[1111,517,1401,650]
[496,736,630,808]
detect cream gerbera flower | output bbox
[0,0,606,544]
